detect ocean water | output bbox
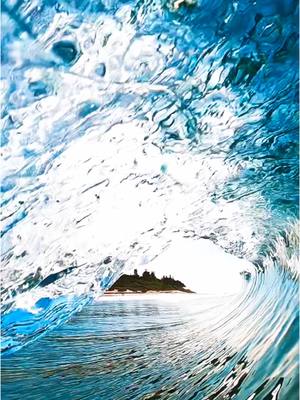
[0,0,299,398]
[2,294,298,399]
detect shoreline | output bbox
[104,289,194,295]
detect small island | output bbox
[106,269,194,294]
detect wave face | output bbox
[1,291,298,400]
[1,0,299,391]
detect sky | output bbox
[132,238,255,296]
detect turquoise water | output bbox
[2,294,299,399]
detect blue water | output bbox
[0,0,299,398]
[2,294,299,399]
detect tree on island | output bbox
[142,270,151,279]
[110,269,193,293]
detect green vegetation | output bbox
[110,269,193,293]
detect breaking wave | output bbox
[1,0,299,396]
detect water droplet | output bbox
[160,164,168,173]
[28,81,49,97]
[95,63,106,77]
[78,102,99,118]
[52,40,80,65]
